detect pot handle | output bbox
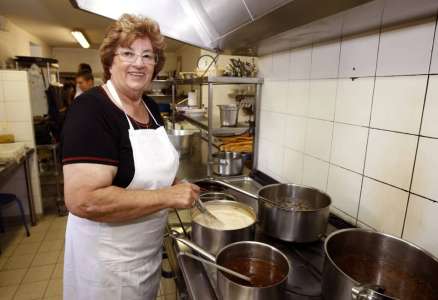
[168,230,217,262]
[352,285,388,300]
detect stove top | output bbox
[165,176,344,300]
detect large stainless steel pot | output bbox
[191,199,256,255]
[322,228,438,300]
[171,234,290,300]
[211,151,244,176]
[166,128,198,156]
[257,183,331,242]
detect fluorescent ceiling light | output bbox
[71,30,90,48]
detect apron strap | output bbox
[105,80,158,129]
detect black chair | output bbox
[0,193,30,237]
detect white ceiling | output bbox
[0,0,185,51]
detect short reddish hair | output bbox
[99,14,166,82]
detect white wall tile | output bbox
[421,75,438,138]
[327,165,362,218]
[2,70,27,81]
[272,51,290,80]
[330,207,357,226]
[259,110,286,145]
[257,138,284,181]
[3,80,30,102]
[258,55,273,79]
[431,24,438,73]
[359,178,408,237]
[339,31,379,78]
[356,221,377,232]
[377,20,435,76]
[403,195,438,257]
[257,138,270,174]
[289,47,312,80]
[412,137,438,201]
[282,148,304,184]
[286,80,309,116]
[304,119,333,161]
[365,130,417,189]
[310,40,341,79]
[0,82,4,102]
[371,76,427,134]
[0,102,6,122]
[7,122,34,143]
[283,115,306,151]
[261,81,288,112]
[308,79,337,121]
[5,102,32,122]
[331,123,368,173]
[302,155,329,191]
[335,77,374,126]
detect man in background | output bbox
[75,70,94,98]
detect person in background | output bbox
[75,70,94,96]
[74,63,94,98]
[61,14,199,300]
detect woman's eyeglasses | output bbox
[115,49,158,65]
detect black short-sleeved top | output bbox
[61,86,164,188]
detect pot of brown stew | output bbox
[323,229,438,300]
[170,233,290,300]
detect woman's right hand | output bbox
[162,182,200,209]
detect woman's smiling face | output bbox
[110,37,155,98]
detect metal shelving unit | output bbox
[170,76,263,176]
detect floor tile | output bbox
[0,269,27,287]
[12,243,41,256]
[23,265,55,283]
[43,279,62,298]
[163,294,177,300]
[28,223,50,234]
[56,251,64,264]
[38,240,63,254]
[0,256,8,269]
[13,281,48,300]
[31,251,60,267]
[43,231,64,242]
[20,232,46,245]
[160,278,176,295]
[50,265,62,280]
[3,254,35,271]
[0,285,18,300]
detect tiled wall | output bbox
[257,17,438,257]
[0,70,43,215]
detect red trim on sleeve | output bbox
[62,156,119,164]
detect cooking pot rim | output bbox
[191,199,257,231]
[257,183,331,212]
[324,228,438,298]
[216,240,290,289]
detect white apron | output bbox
[64,80,179,300]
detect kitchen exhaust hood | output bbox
[71,0,438,56]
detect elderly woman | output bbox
[61,14,199,300]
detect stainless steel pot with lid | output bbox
[257,183,331,242]
[322,228,438,300]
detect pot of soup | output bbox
[170,233,290,300]
[191,199,256,255]
[323,229,438,300]
[258,183,331,242]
